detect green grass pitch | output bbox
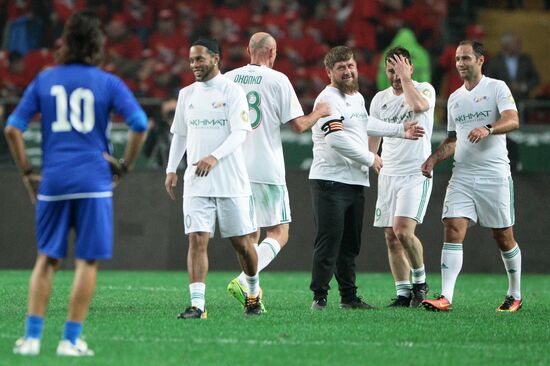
[1,270,549,366]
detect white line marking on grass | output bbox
[97,285,181,292]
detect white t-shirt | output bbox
[171,73,252,197]
[370,81,435,176]
[447,75,517,177]
[225,64,304,185]
[309,86,371,186]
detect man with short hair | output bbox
[7,10,147,356]
[309,46,425,310]
[224,32,330,310]
[165,38,262,318]
[421,40,522,312]
[369,47,435,307]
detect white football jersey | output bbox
[370,81,435,176]
[171,73,252,197]
[309,86,371,186]
[447,76,517,177]
[225,65,304,184]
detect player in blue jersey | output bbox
[5,10,147,357]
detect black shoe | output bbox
[311,297,327,311]
[410,283,429,308]
[340,296,375,310]
[177,306,207,319]
[244,295,263,316]
[387,295,412,307]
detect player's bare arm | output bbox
[4,125,41,204]
[193,155,218,177]
[288,101,331,133]
[467,109,519,144]
[389,55,429,113]
[421,135,457,178]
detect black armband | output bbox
[321,117,344,136]
[447,131,457,139]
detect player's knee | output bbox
[45,256,61,271]
[385,236,402,253]
[393,229,415,247]
[491,227,515,249]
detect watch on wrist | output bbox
[484,124,494,135]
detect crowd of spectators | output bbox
[0,0,448,108]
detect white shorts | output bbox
[251,183,291,228]
[442,175,515,228]
[374,174,433,227]
[183,196,256,238]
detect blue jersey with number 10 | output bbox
[7,64,147,199]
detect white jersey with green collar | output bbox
[225,64,304,185]
[370,81,435,176]
[447,75,517,178]
[171,73,252,197]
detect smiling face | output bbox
[455,44,484,82]
[189,45,219,82]
[327,57,359,94]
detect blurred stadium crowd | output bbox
[0,0,459,106]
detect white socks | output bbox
[411,265,426,284]
[395,281,412,297]
[500,244,522,300]
[189,282,206,311]
[440,243,463,303]
[245,274,260,297]
[238,238,281,289]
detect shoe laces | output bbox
[246,295,260,308]
[502,295,515,308]
[433,293,445,300]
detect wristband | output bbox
[22,167,33,176]
[119,159,129,175]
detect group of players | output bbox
[6,9,522,357]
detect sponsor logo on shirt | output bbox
[212,101,226,109]
[382,110,413,124]
[349,112,368,120]
[454,110,491,123]
[474,96,487,103]
[189,118,227,128]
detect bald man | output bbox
[225,32,330,310]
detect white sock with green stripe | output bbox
[395,281,412,297]
[412,265,426,284]
[500,244,521,300]
[245,274,260,297]
[441,242,463,303]
[189,282,206,311]
[238,238,281,289]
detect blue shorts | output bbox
[36,197,113,260]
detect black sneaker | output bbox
[177,306,207,319]
[410,283,429,308]
[340,296,375,310]
[244,295,263,316]
[387,295,412,307]
[311,297,327,311]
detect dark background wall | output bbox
[0,169,548,273]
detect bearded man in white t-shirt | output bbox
[165,38,262,318]
[369,47,435,308]
[421,40,523,312]
[224,32,330,311]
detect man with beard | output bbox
[309,46,426,310]
[165,38,261,318]
[369,47,435,308]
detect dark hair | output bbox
[192,37,222,58]
[56,9,104,65]
[324,46,354,69]
[385,46,412,64]
[459,40,485,59]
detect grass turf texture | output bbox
[1,271,549,366]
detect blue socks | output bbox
[63,321,83,345]
[25,315,44,339]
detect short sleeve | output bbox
[417,82,436,108]
[109,75,147,131]
[279,76,304,124]
[495,80,517,113]
[369,93,382,119]
[447,97,456,132]
[6,79,39,132]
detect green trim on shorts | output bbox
[508,176,515,223]
[415,178,430,221]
